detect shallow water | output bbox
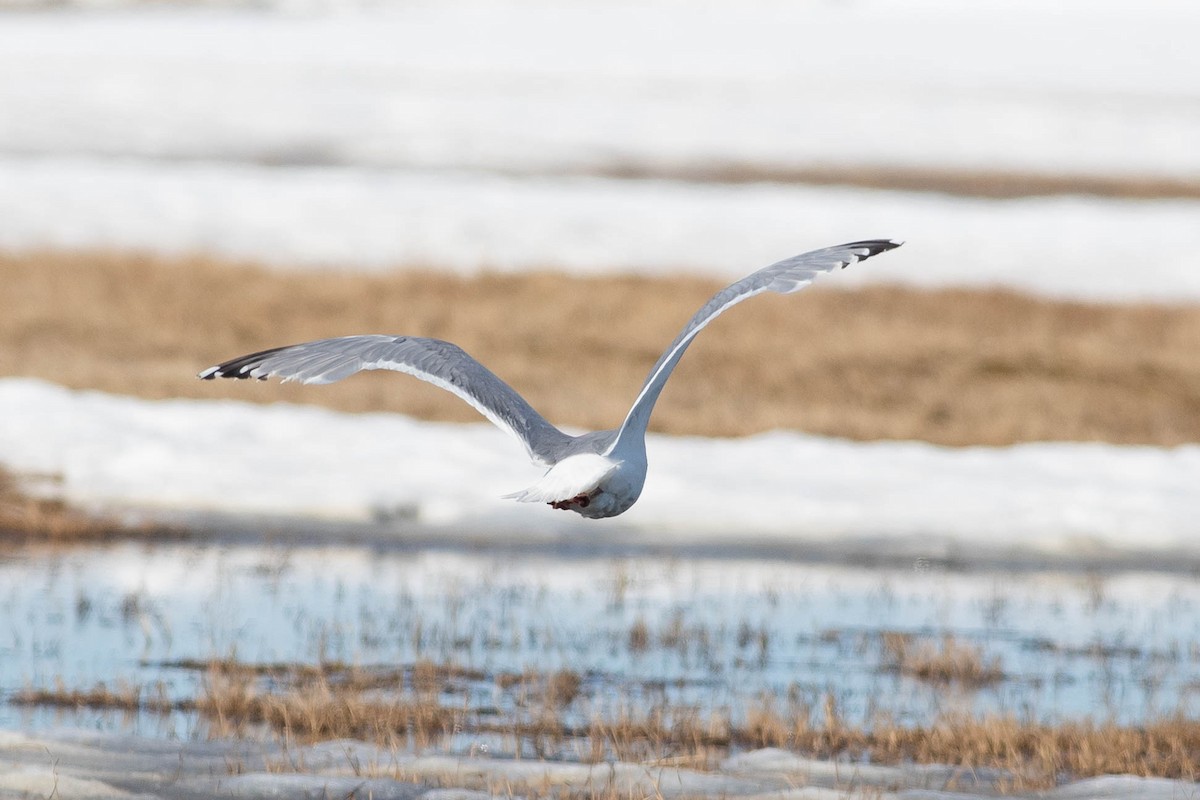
[2,538,1199,741]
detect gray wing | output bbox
[608,239,902,454]
[199,335,574,466]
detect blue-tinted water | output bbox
[3,539,1199,740]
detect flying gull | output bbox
[199,239,902,518]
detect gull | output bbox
[200,239,901,518]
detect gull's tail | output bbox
[503,453,618,503]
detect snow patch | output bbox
[0,378,1195,557]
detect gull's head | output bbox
[550,486,639,519]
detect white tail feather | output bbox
[503,453,618,504]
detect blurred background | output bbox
[1,0,1199,292]
[1,0,1200,794]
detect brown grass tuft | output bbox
[197,668,459,746]
[533,668,583,708]
[881,633,1005,687]
[10,678,174,714]
[2,249,1200,446]
[17,660,1200,788]
[627,618,651,653]
[0,465,182,543]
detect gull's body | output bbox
[200,239,901,518]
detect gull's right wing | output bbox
[608,240,903,455]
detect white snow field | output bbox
[5,156,1200,301]
[0,0,1199,299]
[0,378,1196,562]
[1,0,1197,179]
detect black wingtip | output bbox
[849,238,904,255]
[198,344,291,381]
[831,239,902,268]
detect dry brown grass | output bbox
[594,159,1200,200]
[560,700,1200,789]
[496,668,584,709]
[0,465,181,542]
[196,668,460,746]
[881,633,1005,687]
[3,249,1200,446]
[10,678,174,714]
[16,660,1200,789]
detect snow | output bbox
[2,729,1195,799]
[5,156,1200,302]
[0,378,1195,560]
[1,1,1197,178]
[0,1,1198,300]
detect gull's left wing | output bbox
[199,334,575,466]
